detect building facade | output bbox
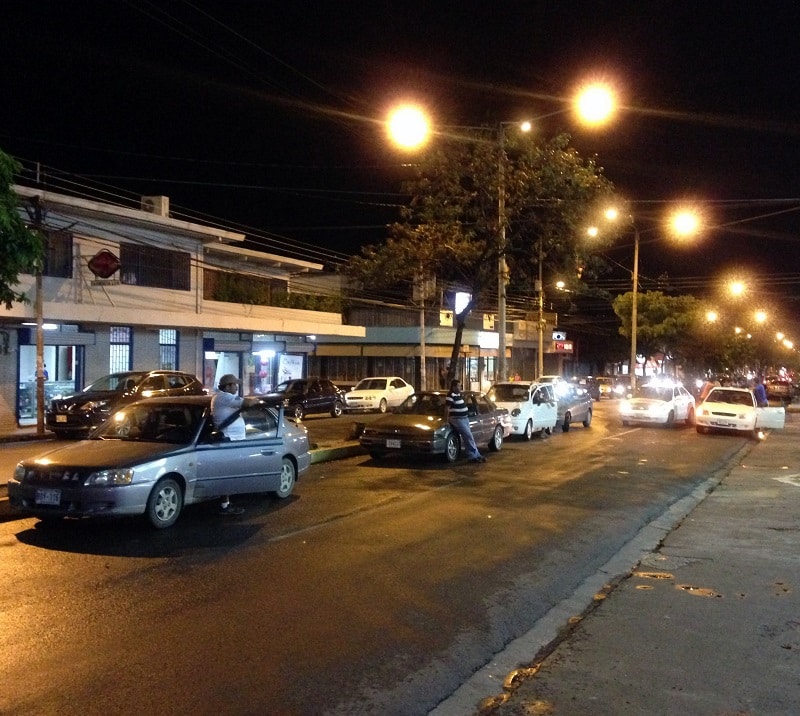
[1,187,364,430]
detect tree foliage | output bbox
[347,131,616,382]
[614,290,707,376]
[0,149,43,308]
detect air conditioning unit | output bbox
[141,195,170,217]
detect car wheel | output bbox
[274,457,297,499]
[664,410,675,427]
[685,407,695,426]
[378,398,388,414]
[583,409,592,427]
[562,412,571,432]
[443,432,460,462]
[331,401,343,418]
[293,404,305,420]
[696,425,707,434]
[523,420,533,440]
[146,477,182,529]
[489,424,503,451]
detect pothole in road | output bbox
[633,570,674,580]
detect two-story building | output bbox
[1,187,364,430]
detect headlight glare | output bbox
[85,468,134,486]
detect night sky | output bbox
[3,1,800,326]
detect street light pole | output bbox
[497,124,508,382]
[537,240,544,378]
[630,225,639,391]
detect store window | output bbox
[109,326,131,373]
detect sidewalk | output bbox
[452,416,800,715]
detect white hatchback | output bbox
[344,376,415,413]
[487,381,558,439]
[696,386,785,438]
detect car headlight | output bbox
[85,468,134,486]
[14,463,26,481]
[511,408,521,416]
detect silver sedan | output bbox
[8,395,311,528]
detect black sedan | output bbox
[359,391,510,462]
[46,370,205,439]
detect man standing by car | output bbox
[444,379,486,463]
[211,374,246,515]
[752,376,769,407]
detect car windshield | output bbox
[397,394,446,416]
[275,381,303,393]
[488,385,529,402]
[706,389,754,406]
[84,372,145,393]
[354,379,387,391]
[635,386,673,402]
[93,403,206,443]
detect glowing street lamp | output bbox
[387,105,430,149]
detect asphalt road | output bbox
[0,401,749,715]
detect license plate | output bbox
[56,415,67,423]
[386,438,401,449]
[35,488,61,506]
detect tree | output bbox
[0,149,43,308]
[347,131,616,384]
[612,290,703,376]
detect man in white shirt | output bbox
[211,373,246,514]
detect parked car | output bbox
[45,370,205,439]
[359,391,509,462]
[557,384,593,431]
[619,382,696,427]
[569,375,600,401]
[265,378,346,419]
[344,376,415,413]
[764,375,793,403]
[9,395,311,529]
[487,381,558,439]
[695,386,785,438]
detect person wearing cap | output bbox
[211,373,246,515]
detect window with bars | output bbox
[43,230,73,278]
[109,326,131,373]
[159,329,178,370]
[120,244,190,290]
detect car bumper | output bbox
[7,478,152,519]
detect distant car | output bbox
[9,395,311,529]
[359,391,509,462]
[46,370,205,439]
[569,376,600,401]
[595,376,615,399]
[619,383,696,427]
[265,378,346,420]
[344,376,415,413]
[487,381,558,439]
[695,386,785,438]
[557,385,593,432]
[764,375,793,403]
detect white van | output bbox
[487,381,558,440]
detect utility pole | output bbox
[30,194,46,434]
